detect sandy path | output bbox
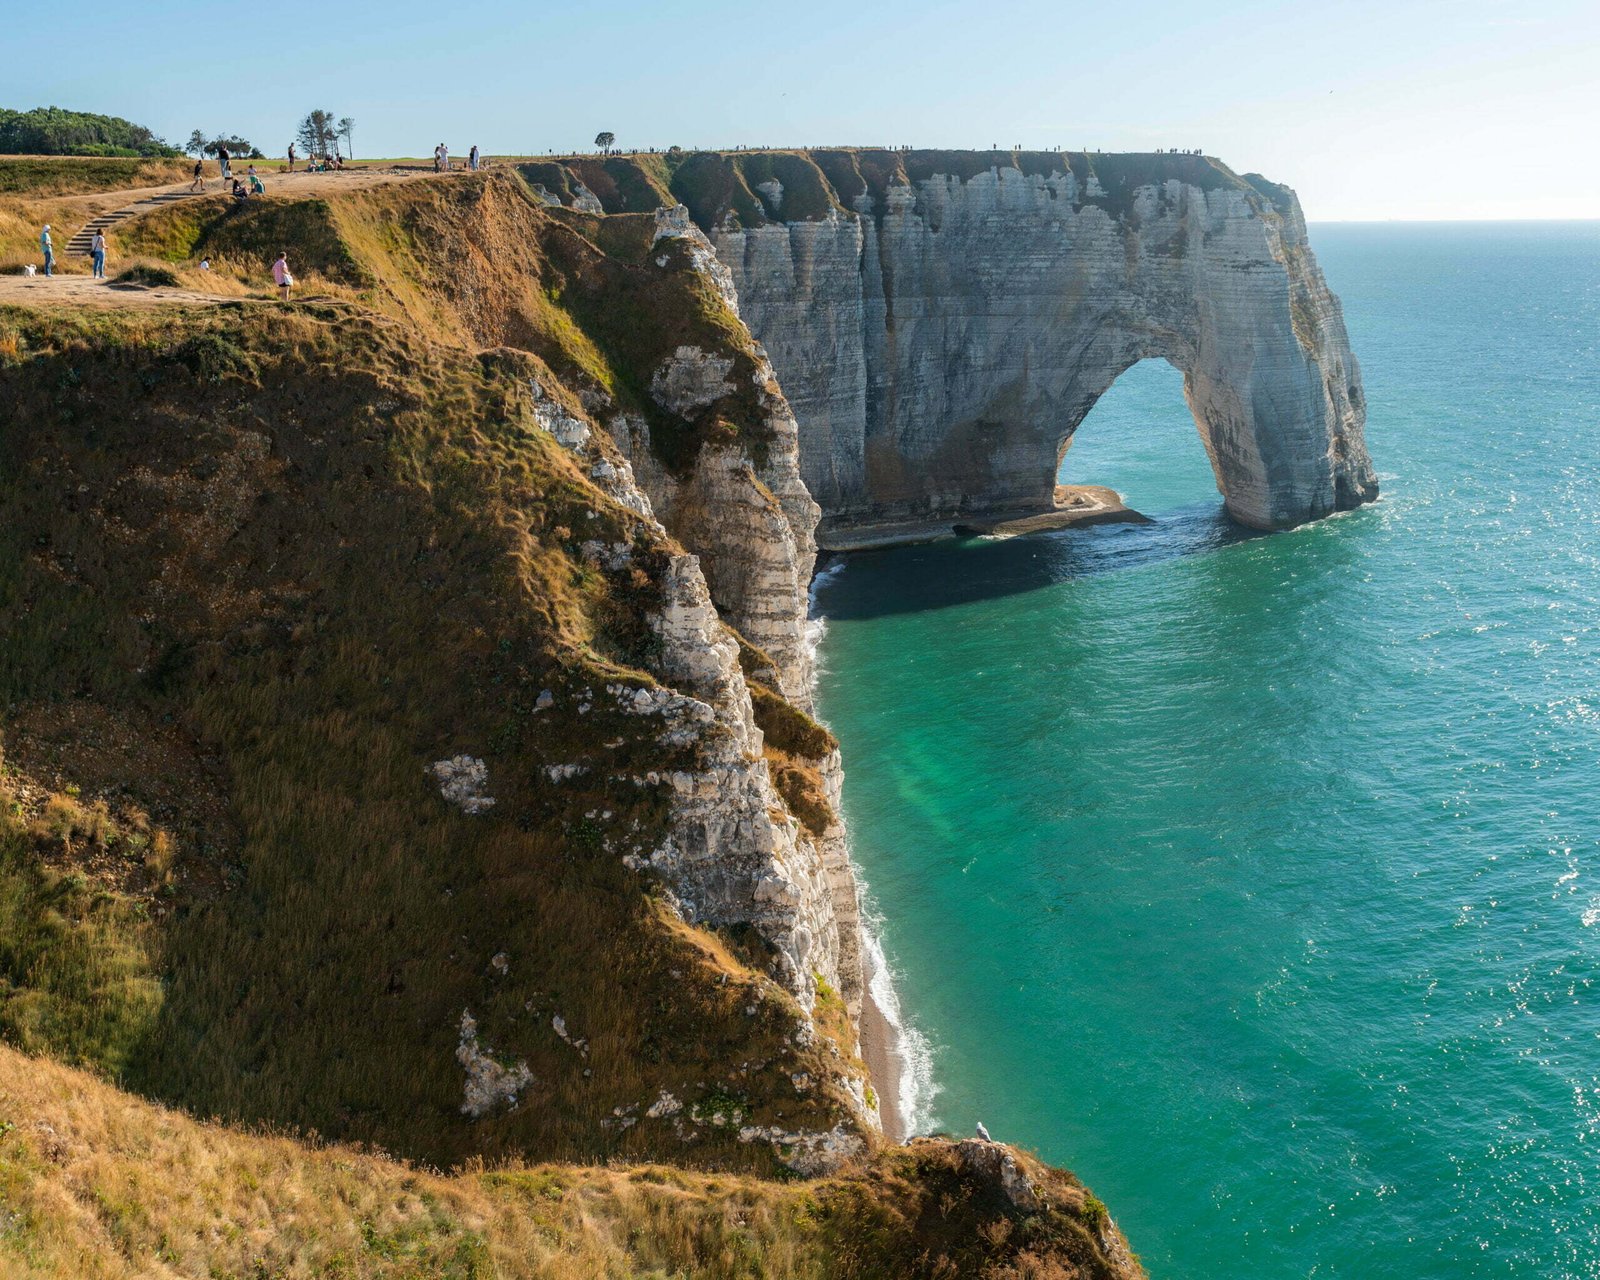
[0,273,223,310]
[8,166,434,260]
[34,165,426,215]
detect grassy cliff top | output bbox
[0,154,192,197]
[100,171,777,475]
[519,148,1276,231]
[0,1042,1139,1279]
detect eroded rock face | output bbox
[456,1010,532,1117]
[611,369,820,710]
[532,368,859,1030]
[610,216,863,1021]
[714,164,1377,544]
[642,552,851,1012]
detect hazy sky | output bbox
[9,0,1597,220]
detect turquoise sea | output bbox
[813,222,1600,1278]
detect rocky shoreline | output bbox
[953,484,1153,538]
[860,982,907,1143]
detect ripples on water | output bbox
[813,222,1600,1278]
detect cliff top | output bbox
[519,147,1291,231]
[0,1040,1141,1278]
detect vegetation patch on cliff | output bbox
[0,155,190,197]
[0,1042,1141,1279]
[523,149,1266,232]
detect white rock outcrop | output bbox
[640,552,851,1012]
[737,1120,865,1176]
[428,756,495,815]
[523,345,859,1027]
[957,1138,1043,1213]
[456,1010,532,1117]
[609,220,864,1014]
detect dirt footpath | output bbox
[0,272,223,310]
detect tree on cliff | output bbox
[204,134,259,159]
[295,109,338,159]
[594,131,615,156]
[338,117,356,160]
[186,130,261,159]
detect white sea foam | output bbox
[803,613,828,672]
[861,897,940,1137]
[809,556,847,596]
[804,559,846,676]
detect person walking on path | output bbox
[441,143,449,172]
[190,157,205,191]
[90,231,107,279]
[271,251,293,300]
[217,145,231,180]
[39,224,54,277]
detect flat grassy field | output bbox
[0,155,191,197]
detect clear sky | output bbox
[9,0,1597,221]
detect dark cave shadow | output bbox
[810,501,1268,621]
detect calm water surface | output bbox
[813,222,1600,1278]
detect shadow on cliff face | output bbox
[811,501,1265,620]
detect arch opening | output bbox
[1055,358,1224,518]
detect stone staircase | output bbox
[65,188,207,257]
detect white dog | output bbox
[22,264,36,277]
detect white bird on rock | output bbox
[975,1121,992,1142]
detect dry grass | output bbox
[0,803,161,1078]
[0,301,858,1171]
[0,196,103,275]
[0,158,195,276]
[108,173,776,475]
[0,1043,1141,1279]
[0,157,192,198]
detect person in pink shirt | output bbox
[271,251,293,300]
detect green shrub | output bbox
[111,262,180,288]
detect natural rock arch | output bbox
[704,154,1378,545]
[1051,356,1218,503]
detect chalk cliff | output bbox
[531,150,1377,546]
